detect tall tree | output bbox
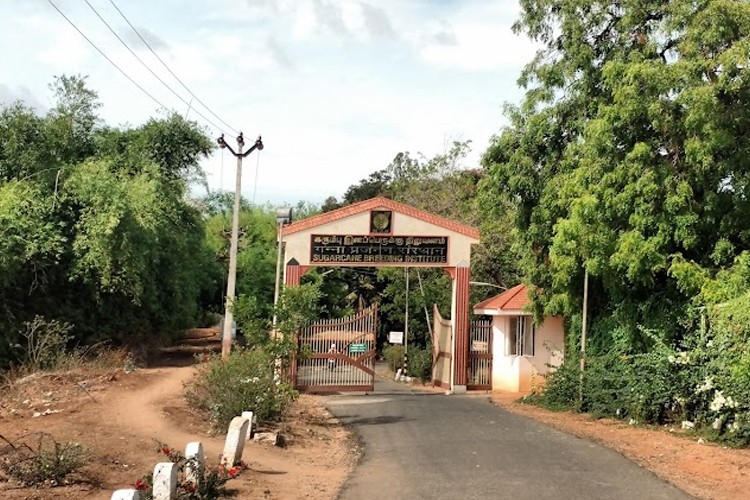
[482,0,750,349]
[0,76,219,367]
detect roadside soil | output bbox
[0,332,358,499]
[2,336,748,500]
[490,392,750,500]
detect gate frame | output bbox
[295,305,377,393]
[280,197,480,394]
[467,318,493,391]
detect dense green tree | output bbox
[0,76,221,367]
[0,104,51,183]
[48,75,101,164]
[482,0,750,349]
[342,168,393,204]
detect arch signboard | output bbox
[281,197,480,393]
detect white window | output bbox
[508,316,534,356]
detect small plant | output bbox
[0,432,89,486]
[407,345,433,383]
[382,344,405,372]
[132,442,248,499]
[184,347,297,430]
[12,316,75,371]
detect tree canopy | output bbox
[0,76,219,366]
[482,0,750,350]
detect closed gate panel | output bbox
[296,305,377,392]
[468,319,492,390]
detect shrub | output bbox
[0,433,89,486]
[13,316,74,371]
[382,344,404,372]
[233,294,271,347]
[184,347,297,430]
[529,359,580,411]
[407,345,432,383]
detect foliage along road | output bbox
[326,376,689,500]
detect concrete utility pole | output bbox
[579,267,589,404]
[217,132,264,359]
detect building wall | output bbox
[283,210,477,268]
[490,315,565,393]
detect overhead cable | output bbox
[82,0,229,136]
[107,0,240,135]
[46,0,171,113]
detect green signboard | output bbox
[349,343,367,353]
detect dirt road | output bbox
[1,365,355,499]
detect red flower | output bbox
[134,479,148,490]
[184,482,197,492]
[229,467,240,478]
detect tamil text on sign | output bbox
[310,235,449,265]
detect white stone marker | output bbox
[111,490,140,500]
[152,462,177,500]
[241,411,255,441]
[222,416,249,465]
[184,441,205,485]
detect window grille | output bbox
[508,316,534,356]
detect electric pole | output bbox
[404,267,409,376]
[217,132,264,359]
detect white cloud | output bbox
[1,0,533,204]
[430,20,457,46]
[122,26,169,51]
[419,22,535,71]
[291,1,317,39]
[0,84,46,111]
[358,2,395,39]
[37,22,91,69]
[265,37,294,70]
[311,0,349,36]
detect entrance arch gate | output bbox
[280,197,480,393]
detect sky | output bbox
[0,0,538,206]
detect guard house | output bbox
[473,284,565,393]
[280,197,480,393]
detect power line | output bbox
[82,0,229,136]
[46,0,171,113]
[107,0,240,135]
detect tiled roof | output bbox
[473,284,529,312]
[283,196,480,239]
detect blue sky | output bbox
[0,0,537,205]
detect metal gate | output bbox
[468,319,492,390]
[295,305,377,392]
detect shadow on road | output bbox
[370,389,442,396]
[338,414,412,426]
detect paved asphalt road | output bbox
[325,376,690,500]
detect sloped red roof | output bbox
[473,284,530,312]
[283,197,480,239]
